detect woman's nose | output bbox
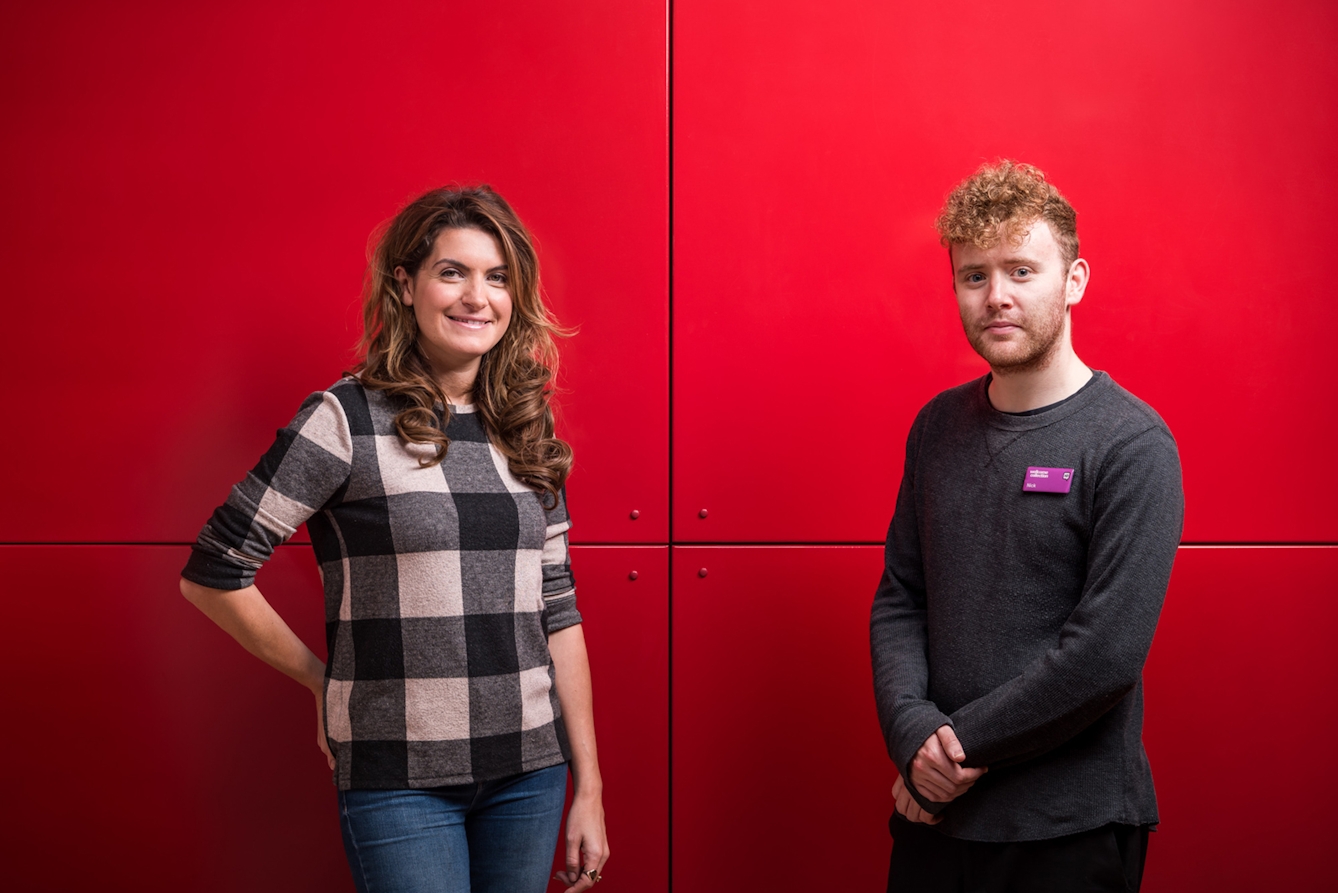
[460,276,486,306]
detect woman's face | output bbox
[397,227,513,385]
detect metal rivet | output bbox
[698,509,708,518]
[629,510,640,520]
[628,571,639,581]
[698,568,708,578]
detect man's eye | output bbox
[966,273,985,284]
[1015,267,1032,277]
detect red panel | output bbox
[674,545,1338,890]
[0,0,667,544]
[558,546,670,892]
[673,546,896,888]
[673,0,1338,543]
[0,545,348,891]
[1142,547,1337,890]
[0,544,666,890]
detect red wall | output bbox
[1,1,668,889]
[673,1,1337,889]
[3,0,1334,889]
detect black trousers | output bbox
[886,815,1149,893]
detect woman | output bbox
[180,185,608,893]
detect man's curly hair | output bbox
[935,160,1079,269]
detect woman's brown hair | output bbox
[354,185,572,507]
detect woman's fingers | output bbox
[314,692,335,770]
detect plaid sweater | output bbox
[183,377,579,790]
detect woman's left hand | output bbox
[553,792,609,892]
[547,624,608,891]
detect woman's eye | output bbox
[488,272,508,285]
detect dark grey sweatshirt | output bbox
[870,371,1184,842]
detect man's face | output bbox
[950,220,1085,373]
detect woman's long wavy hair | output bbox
[354,185,572,507]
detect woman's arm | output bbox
[548,623,608,892]
[179,578,333,768]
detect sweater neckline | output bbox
[431,401,477,414]
[976,370,1110,431]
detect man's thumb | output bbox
[937,725,966,762]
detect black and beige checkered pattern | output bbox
[183,377,578,790]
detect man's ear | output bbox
[1065,258,1090,309]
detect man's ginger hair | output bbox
[935,160,1079,269]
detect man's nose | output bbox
[985,274,1012,308]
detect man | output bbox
[870,161,1183,892]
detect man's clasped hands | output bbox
[891,724,987,825]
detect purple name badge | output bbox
[1023,466,1074,494]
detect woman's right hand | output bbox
[314,688,335,770]
[178,579,333,769]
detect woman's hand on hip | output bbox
[313,688,334,770]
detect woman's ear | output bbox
[394,267,413,305]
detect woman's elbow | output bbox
[180,576,211,606]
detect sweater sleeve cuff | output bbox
[181,548,257,591]
[891,704,954,815]
[542,590,582,634]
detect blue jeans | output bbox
[338,763,568,893]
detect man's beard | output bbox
[964,288,1067,374]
